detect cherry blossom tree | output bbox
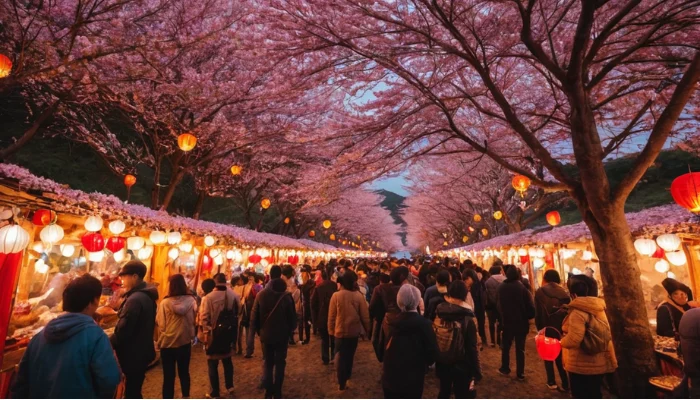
[260,0,700,392]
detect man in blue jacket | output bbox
[11,274,122,398]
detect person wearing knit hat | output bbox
[657,278,693,338]
[397,283,422,312]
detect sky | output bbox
[371,173,409,196]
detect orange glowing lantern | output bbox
[468,226,475,233]
[462,235,468,243]
[546,211,561,227]
[473,214,482,222]
[261,198,271,209]
[124,174,137,188]
[230,165,242,175]
[0,54,11,78]
[443,241,448,247]
[512,174,531,197]
[671,172,700,213]
[481,228,489,236]
[493,211,503,220]
[308,230,316,238]
[177,133,197,152]
[330,234,336,241]
[284,217,290,224]
[322,219,332,229]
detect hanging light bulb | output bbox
[167,231,182,245]
[84,216,104,232]
[108,220,126,235]
[168,247,180,260]
[60,244,75,257]
[204,236,216,247]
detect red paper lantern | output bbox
[652,246,665,259]
[124,174,137,188]
[287,255,299,265]
[32,209,55,226]
[248,254,262,264]
[265,256,274,264]
[535,329,562,361]
[308,230,316,238]
[519,255,529,264]
[546,211,561,227]
[81,232,105,252]
[0,54,12,78]
[671,172,700,213]
[105,237,126,253]
[201,255,213,271]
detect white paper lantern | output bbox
[138,245,154,260]
[209,248,221,258]
[655,259,670,273]
[656,234,681,252]
[527,248,537,257]
[32,242,44,253]
[0,224,30,254]
[234,251,243,262]
[666,250,687,266]
[226,250,235,260]
[582,251,593,261]
[518,248,527,256]
[149,231,167,245]
[634,238,657,256]
[214,254,224,265]
[34,259,48,274]
[260,259,269,268]
[533,258,545,269]
[168,247,180,260]
[667,271,677,280]
[536,248,546,258]
[60,244,75,257]
[179,242,193,253]
[204,236,216,247]
[127,236,145,251]
[108,220,126,235]
[88,250,105,262]
[167,231,182,245]
[40,224,64,245]
[113,249,126,262]
[84,216,104,232]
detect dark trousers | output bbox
[501,329,527,376]
[319,327,335,363]
[544,352,569,389]
[237,324,255,356]
[384,388,423,398]
[161,344,191,398]
[263,341,289,399]
[486,309,502,346]
[569,372,604,399]
[299,316,311,342]
[207,357,233,396]
[124,370,146,399]
[336,337,359,387]
[437,365,473,399]
[476,313,487,345]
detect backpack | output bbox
[433,316,466,364]
[206,292,238,355]
[580,312,611,355]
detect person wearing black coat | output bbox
[382,285,439,398]
[534,270,571,391]
[251,278,297,399]
[497,265,535,379]
[435,281,483,399]
[464,268,487,348]
[299,266,316,345]
[111,261,158,399]
[310,265,338,364]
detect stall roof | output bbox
[451,204,699,252]
[0,163,342,251]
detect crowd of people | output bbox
[8,256,700,399]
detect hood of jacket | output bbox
[540,283,571,303]
[166,295,196,316]
[436,302,475,321]
[43,313,96,344]
[487,275,506,284]
[124,281,159,301]
[568,296,605,314]
[270,278,287,293]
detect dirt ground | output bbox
[142,328,587,399]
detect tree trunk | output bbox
[151,156,163,209]
[192,190,206,220]
[0,100,60,160]
[159,169,185,211]
[580,201,657,397]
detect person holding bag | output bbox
[561,275,617,399]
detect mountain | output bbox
[375,189,408,246]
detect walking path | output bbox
[143,332,573,399]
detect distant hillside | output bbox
[376,189,407,245]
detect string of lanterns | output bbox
[634,233,687,272]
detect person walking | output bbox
[328,270,371,391]
[156,274,197,399]
[311,265,338,364]
[484,265,505,347]
[111,261,159,399]
[534,270,570,391]
[679,307,700,398]
[561,275,617,398]
[237,273,257,358]
[11,274,121,398]
[282,265,302,345]
[200,273,240,398]
[434,280,482,398]
[463,268,487,349]
[300,265,316,345]
[425,269,451,321]
[382,285,439,398]
[251,276,297,399]
[497,265,535,380]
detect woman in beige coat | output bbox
[328,270,371,391]
[561,275,617,399]
[156,274,198,399]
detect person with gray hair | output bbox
[382,285,439,398]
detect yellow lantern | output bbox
[462,235,468,243]
[0,54,11,78]
[481,228,489,236]
[261,198,271,209]
[330,234,336,241]
[230,165,242,175]
[309,230,316,238]
[284,217,290,224]
[473,214,482,222]
[493,211,503,220]
[443,241,448,247]
[322,219,332,229]
[512,174,531,197]
[177,133,197,152]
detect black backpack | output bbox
[206,292,238,355]
[433,316,467,365]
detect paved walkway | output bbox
[143,330,575,399]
